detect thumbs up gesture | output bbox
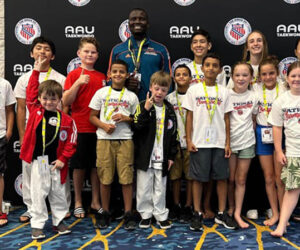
[76,68,90,86]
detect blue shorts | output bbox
[256,124,274,155]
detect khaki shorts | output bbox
[96,139,134,185]
[231,144,255,159]
[169,148,191,181]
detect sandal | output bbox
[74,207,85,218]
[0,213,8,227]
[90,207,103,215]
[19,211,31,223]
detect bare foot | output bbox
[234,213,249,229]
[203,210,215,219]
[264,215,279,226]
[270,227,285,237]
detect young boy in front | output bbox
[182,53,235,231]
[166,65,193,223]
[63,37,105,218]
[89,60,139,230]
[20,57,77,239]
[133,71,178,229]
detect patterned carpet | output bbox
[1,208,300,249]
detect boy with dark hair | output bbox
[14,36,66,223]
[20,57,77,239]
[133,71,178,229]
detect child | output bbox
[89,60,139,230]
[133,71,178,229]
[63,37,106,218]
[227,62,257,228]
[0,78,16,227]
[14,36,67,223]
[253,56,286,226]
[227,30,269,89]
[20,57,77,239]
[268,61,300,237]
[182,53,235,231]
[166,64,193,223]
[187,29,227,87]
[295,38,300,59]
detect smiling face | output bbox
[77,42,98,67]
[110,63,129,89]
[190,34,211,59]
[174,67,191,88]
[232,64,252,93]
[128,10,148,39]
[287,67,300,94]
[30,42,54,66]
[247,32,264,57]
[39,92,60,112]
[259,63,278,90]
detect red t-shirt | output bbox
[64,67,106,133]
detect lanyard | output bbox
[104,87,125,121]
[154,103,165,144]
[193,61,202,83]
[262,83,279,117]
[203,81,218,124]
[42,111,61,155]
[176,91,186,127]
[128,38,146,72]
[43,67,52,81]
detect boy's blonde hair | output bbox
[78,37,99,52]
[150,71,172,88]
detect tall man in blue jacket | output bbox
[108,8,171,101]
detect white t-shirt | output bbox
[229,89,258,151]
[89,86,139,140]
[166,91,187,148]
[14,68,66,122]
[182,83,232,148]
[186,61,227,87]
[0,78,16,138]
[253,82,286,126]
[268,91,300,157]
[150,105,165,170]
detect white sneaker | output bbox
[246,209,258,220]
[266,208,273,219]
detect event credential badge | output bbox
[261,127,273,144]
[204,126,217,144]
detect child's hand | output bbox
[51,159,65,171]
[144,91,154,111]
[224,144,231,158]
[276,150,287,165]
[187,141,198,152]
[76,68,90,86]
[5,131,12,142]
[112,113,129,123]
[34,56,47,71]
[103,123,116,134]
[168,160,174,171]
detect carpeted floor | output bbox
[1,208,300,249]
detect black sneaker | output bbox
[190,212,203,231]
[168,204,181,221]
[179,206,193,223]
[157,220,172,229]
[139,218,151,229]
[123,212,136,231]
[97,210,111,229]
[214,212,237,229]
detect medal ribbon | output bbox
[42,111,61,155]
[203,81,218,124]
[263,83,279,118]
[193,60,202,83]
[128,38,146,71]
[104,87,125,121]
[43,67,52,81]
[154,103,165,144]
[175,91,186,139]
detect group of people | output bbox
[0,7,300,241]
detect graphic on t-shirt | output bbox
[233,101,253,115]
[258,101,272,113]
[196,96,222,107]
[283,107,300,123]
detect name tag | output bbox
[261,127,273,144]
[205,127,217,144]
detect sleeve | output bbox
[182,88,193,111]
[133,102,151,130]
[14,74,28,99]
[58,119,77,164]
[130,94,139,115]
[224,89,233,113]
[89,90,102,111]
[267,98,283,127]
[64,71,75,91]
[26,70,40,112]
[161,45,172,74]
[5,81,16,106]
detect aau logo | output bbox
[65,25,95,38]
[277,24,300,37]
[170,26,200,39]
[119,20,131,42]
[67,57,82,74]
[174,0,196,6]
[224,18,252,45]
[13,64,33,76]
[15,18,41,45]
[68,0,91,7]
[171,58,192,76]
[279,57,298,80]
[283,0,300,3]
